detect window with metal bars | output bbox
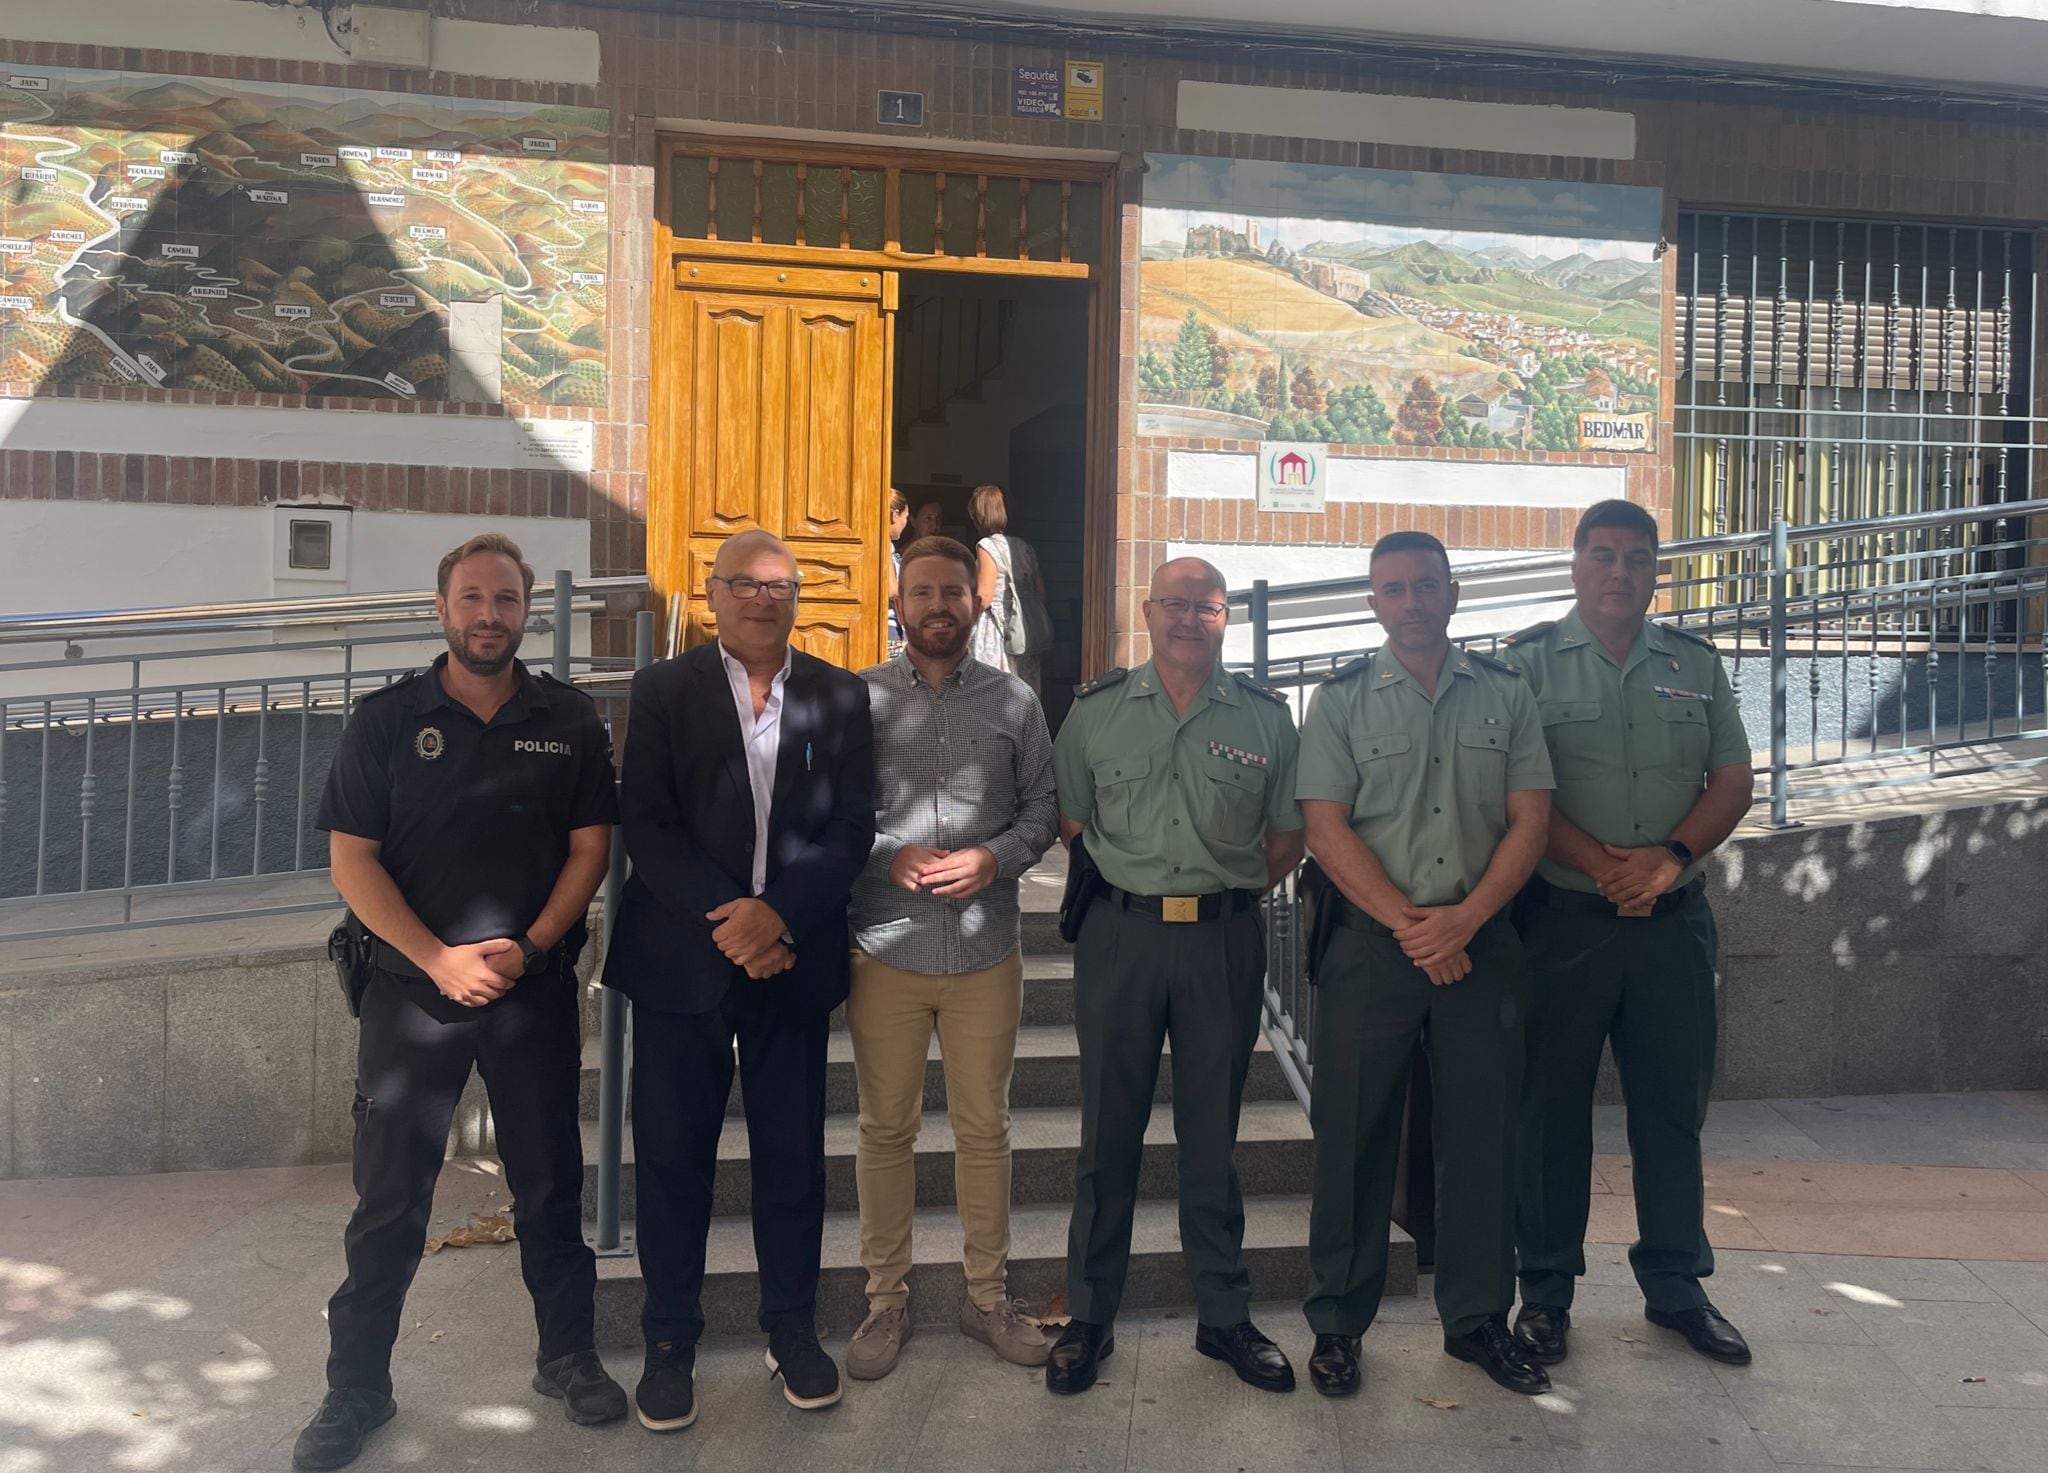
[1673,212,2038,604]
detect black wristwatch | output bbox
[1664,839,1695,866]
[518,935,547,976]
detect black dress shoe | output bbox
[1512,1304,1570,1365]
[1045,1320,1114,1395]
[1445,1318,1552,1395]
[1194,1320,1296,1392]
[534,1348,628,1425]
[1307,1333,1362,1397]
[766,1323,843,1409]
[291,1388,396,1470]
[635,1341,697,1432]
[1647,1303,1752,1365]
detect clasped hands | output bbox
[1392,902,1481,987]
[1592,843,1683,910]
[887,843,998,900]
[706,897,794,979]
[427,937,525,1008]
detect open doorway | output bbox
[890,272,1092,730]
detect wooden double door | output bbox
[650,259,895,665]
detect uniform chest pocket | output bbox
[1348,731,1411,820]
[1197,756,1264,846]
[1456,721,1511,810]
[1539,700,1601,728]
[1090,753,1150,835]
[1539,699,1606,781]
[1654,698,1710,770]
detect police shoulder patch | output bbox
[1502,621,1555,648]
[1324,656,1372,684]
[1074,667,1129,699]
[1232,670,1289,704]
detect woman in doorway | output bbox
[968,482,1049,699]
[885,488,910,658]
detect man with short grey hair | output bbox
[843,535,1059,1380]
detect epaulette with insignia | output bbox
[1468,648,1522,676]
[1074,667,1129,699]
[1502,621,1555,648]
[1232,670,1290,704]
[1324,656,1371,683]
[1658,621,1720,651]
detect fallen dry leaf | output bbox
[1616,1332,1644,1345]
[429,1330,445,1342]
[1026,1290,1071,1330]
[424,1212,517,1254]
[1416,1396,1459,1411]
[1810,1307,1833,1316]
[132,1410,147,1418]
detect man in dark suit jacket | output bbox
[604,529,876,1432]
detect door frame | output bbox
[651,133,1120,676]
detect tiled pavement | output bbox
[3,1092,2046,1473]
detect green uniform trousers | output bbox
[1304,912,1526,1338]
[1514,880,1718,1314]
[1065,898,1265,1327]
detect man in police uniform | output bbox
[1297,530,1554,1399]
[1046,557,1305,1396]
[293,534,624,1471]
[1503,499,1756,1368]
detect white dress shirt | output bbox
[719,641,793,896]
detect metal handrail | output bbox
[1228,497,2048,610]
[0,575,653,644]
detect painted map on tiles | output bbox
[1139,155,1662,453]
[0,65,608,405]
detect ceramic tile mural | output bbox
[1138,155,1663,453]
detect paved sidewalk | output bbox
[3,1092,2046,1473]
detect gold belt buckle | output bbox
[1161,895,1200,923]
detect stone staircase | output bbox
[578,893,1414,1345]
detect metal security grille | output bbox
[1673,212,2041,604]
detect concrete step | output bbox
[590,1193,1413,1344]
[581,1017,1291,1124]
[578,1098,1314,1219]
[577,953,1079,1119]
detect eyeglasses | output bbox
[710,575,800,602]
[1152,597,1228,622]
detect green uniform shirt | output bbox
[1054,660,1302,896]
[1501,607,1752,894]
[1295,646,1553,907]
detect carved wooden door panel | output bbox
[651,259,892,665]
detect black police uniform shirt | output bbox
[318,653,620,983]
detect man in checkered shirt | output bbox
[842,534,1059,1381]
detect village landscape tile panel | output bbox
[1137,154,1662,455]
[0,63,608,405]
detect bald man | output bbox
[605,529,876,1429]
[1045,558,1306,1396]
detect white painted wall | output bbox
[0,501,591,700]
[1166,450,1627,508]
[0,401,594,473]
[1170,539,1573,669]
[0,0,600,85]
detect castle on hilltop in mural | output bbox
[1139,155,1664,455]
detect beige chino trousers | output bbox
[846,947,1024,1311]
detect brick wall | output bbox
[4,0,2047,661]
